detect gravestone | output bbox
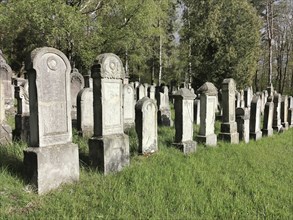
[173,88,197,154]
[23,47,79,194]
[236,107,250,143]
[267,83,274,98]
[193,96,200,125]
[219,79,239,144]
[14,79,30,141]
[88,53,129,174]
[240,89,245,108]
[262,100,274,136]
[249,95,262,140]
[77,88,93,137]
[244,87,252,109]
[272,93,283,132]
[70,68,85,123]
[144,83,149,97]
[288,96,293,128]
[196,82,218,146]
[135,97,158,154]
[235,91,241,108]
[148,85,156,100]
[83,70,93,88]
[137,84,145,100]
[281,95,289,130]
[157,86,173,126]
[123,84,135,129]
[0,52,14,110]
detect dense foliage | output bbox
[0,0,292,92]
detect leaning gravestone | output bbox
[23,47,79,194]
[236,107,250,143]
[281,95,289,130]
[89,53,129,174]
[77,88,94,137]
[123,84,135,129]
[135,97,158,154]
[196,82,218,146]
[14,79,30,142]
[70,68,85,124]
[173,88,197,154]
[0,51,14,110]
[249,95,262,140]
[219,79,239,144]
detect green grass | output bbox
[0,124,293,219]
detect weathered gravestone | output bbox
[0,51,14,110]
[288,96,293,128]
[14,79,30,141]
[272,93,283,132]
[88,53,129,174]
[219,79,239,144]
[235,91,241,108]
[83,70,93,88]
[123,84,135,129]
[148,85,156,100]
[249,95,262,140]
[240,89,245,108]
[236,107,250,143]
[173,88,197,154]
[196,82,218,146]
[137,84,145,100]
[23,47,79,194]
[70,68,84,124]
[156,86,173,126]
[281,95,289,130]
[135,97,158,154]
[77,88,93,137]
[262,97,274,136]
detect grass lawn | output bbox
[0,123,292,219]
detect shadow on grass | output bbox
[0,142,28,183]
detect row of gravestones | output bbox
[1,47,292,195]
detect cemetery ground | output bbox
[0,115,292,219]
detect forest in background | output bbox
[0,0,292,94]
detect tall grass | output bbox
[0,124,292,219]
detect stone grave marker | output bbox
[123,84,135,129]
[281,95,289,130]
[236,107,250,143]
[272,93,283,132]
[262,99,274,136]
[23,47,79,194]
[249,95,262,140]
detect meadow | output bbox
[0,122,292,219]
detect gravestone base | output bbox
[197,134,217,147]
[158,110,173,126]
[13,115,30,142]
[89,134,130,174]
[273,125,283,132]
[0,123,12,145]
[219,122,239,144]
[173,141,197,154]
[281,122,289,131]
[78,128,93,138]
[23,143,79,195]
[262,128,273,136]
[249,131,262,141]
[218,132,239,144]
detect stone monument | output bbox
[262,99,274,136]
[249,95,262,140]
[173,88,197,154]
[123,84,135,129]
[281,95,289,130]
[196,82,218,146]
[135,97,158,154]
[236,107,250,143]
[88,53,129,174]
[272,93,283,132]
[23,47,79,194]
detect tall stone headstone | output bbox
[272,93,283,132]
[135,97,158,154]
[137,84,145,100]
[89,53,129,174]
[219,79,239,144]
[288,96,293,128]
[0,52,14,110]
[262,100,274,136]
[249,95,262,140]
[23,47,79,194]
[235,91,241,108]
[123,84,135,129]
[173,88,197,154]
[77,88,93,137]
[196,82,218,146]
[240,89,245,108]
[148,85,156,100]
[281,95,289,130]
[14,79,30,141]
[236,107,250,143]
[70,68,85,123]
